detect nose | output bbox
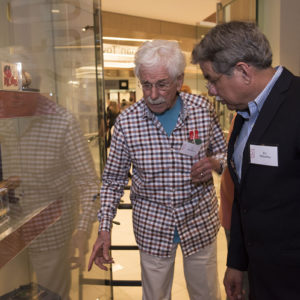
[150,85,159,99]
[207,82,218,96]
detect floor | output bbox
[78,173,228,300]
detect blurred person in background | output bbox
[106,100,120,147]
[180,84,192,94]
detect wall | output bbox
[102,11,212,52]
[219,0,256,23]
[258,0,281,68]
[280,0,300,75]
[258,0,300,75]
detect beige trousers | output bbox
[140,240,221,300]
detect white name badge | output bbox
[250,144,278,167]
[179,141,202,157]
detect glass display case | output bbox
[0,198,61,269]
[0,0,110,299]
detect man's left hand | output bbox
[224,267,244,300]
[191,157,220,183]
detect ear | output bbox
[176,73,184,91]
[235,62,252,85]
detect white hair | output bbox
[134,40,186,80]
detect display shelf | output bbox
[0,199,61,269]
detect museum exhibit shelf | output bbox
[0,199,61,269]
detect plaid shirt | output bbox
[0,96,99,252]
[99,92,226,257]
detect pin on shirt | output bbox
[189,130,202,145]
[180,129,202,157]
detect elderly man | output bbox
[89,40,226,300]
[192,21,300,300]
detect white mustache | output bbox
[215,96,223,101]
[146,96,166,105]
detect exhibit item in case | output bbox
[0,282,61,299]
[1,62,22,91]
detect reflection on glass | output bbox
[0,0,109,298]
[0,91,100,299]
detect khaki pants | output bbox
[140,240,221,300]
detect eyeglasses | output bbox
[139,79,174,92]
[205,74,223,91]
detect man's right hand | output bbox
[88,231,114,271]
[224,267,244,300]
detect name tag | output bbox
[179,141,202,157]
[250,144,278,167]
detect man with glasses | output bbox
[192,21,300,300]
[89,40,226,300]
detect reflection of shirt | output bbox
[0,98,100,252]
[99,92,227,257]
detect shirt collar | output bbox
[238,65,283,120]
[142,95,188,121]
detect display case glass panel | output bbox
[0,1,110,299]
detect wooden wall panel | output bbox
[219,0,256,23]
[102,11,211,52]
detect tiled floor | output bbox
[80,173,228,300]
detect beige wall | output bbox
[258,0,281,67]
[258,0,300,75]
[219,0,256,22]
[280,0,300,75]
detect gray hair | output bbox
[191,21,272,75]
[134,40,186,80]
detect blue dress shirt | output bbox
[233,66,283,181]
